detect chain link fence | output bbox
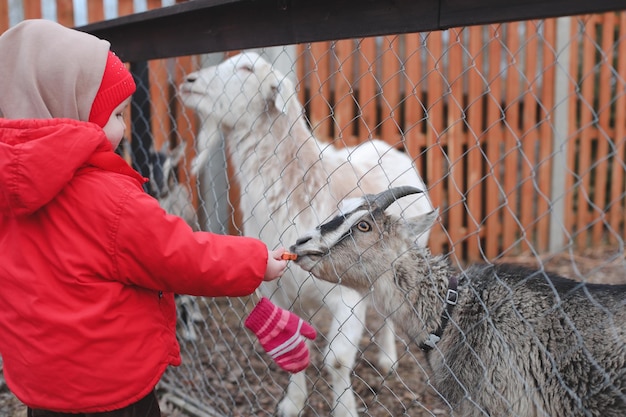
[132,13,625,417]
[1,4,625,417]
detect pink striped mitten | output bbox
[245,297,317,373]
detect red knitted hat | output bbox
[88,51,136,127]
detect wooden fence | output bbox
[295,16,626,261]
[1,1,625,262]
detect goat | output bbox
[148,142,198,230]
[149,142,204,341]
[290,185,626,417]
[179,52,433,417]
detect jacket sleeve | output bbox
[111,187,267,297]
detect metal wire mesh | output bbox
[126,14,625,417]
[1,7,625,417]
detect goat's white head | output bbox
[179,52,294,131]
[290,186,438,290]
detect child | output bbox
[0,19,314,417]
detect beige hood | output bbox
[0,19,110,122]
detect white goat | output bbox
[179,52,433,417]
[291,186,626,417]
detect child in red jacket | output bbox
[0,19,315,417]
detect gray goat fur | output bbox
[290,186,626,417]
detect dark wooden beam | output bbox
[77,0,626,62]
[440,0,625,27]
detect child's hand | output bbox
[245,297,317,373]
[263,247,288,282]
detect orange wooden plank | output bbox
[297,44,314,120]
[56,0,74,26]
[483,24,505,259]
[333,39,358,146]
[519,21,539,254]
[87,0,104,23]
[424,31,445,139]
[0,0,9,32]
[145,0,169,151]
[425,32,449,244]
[609,12,626,244]
[148,0,162,9]
[309,41,332,140]
[357,37,379,139]
[466,25,485,260]
[380,35,402,144]
[403,33,426,159]
[296,44,307,105]
[147,59,169,150]
[118,0,134,17]
[445,27,467,256]
[576,15,598,248]
[502,21,521,256]
[591,12,615,244]
[424,31,445,231]
[23,1,41,19]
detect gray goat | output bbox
[290,186,626,417]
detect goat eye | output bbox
[356,221,371,232]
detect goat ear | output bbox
[407,208,439,237]
[161,142,186,179]
[169,142,187,166]
[268,76,292,115]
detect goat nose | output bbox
[295,236,311,246]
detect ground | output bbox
[1,248,624,417]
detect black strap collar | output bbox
[419,275,459,352]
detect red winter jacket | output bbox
[0,118,268,412]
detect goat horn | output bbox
[368,186,424,211]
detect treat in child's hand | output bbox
[281,252,298,261]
